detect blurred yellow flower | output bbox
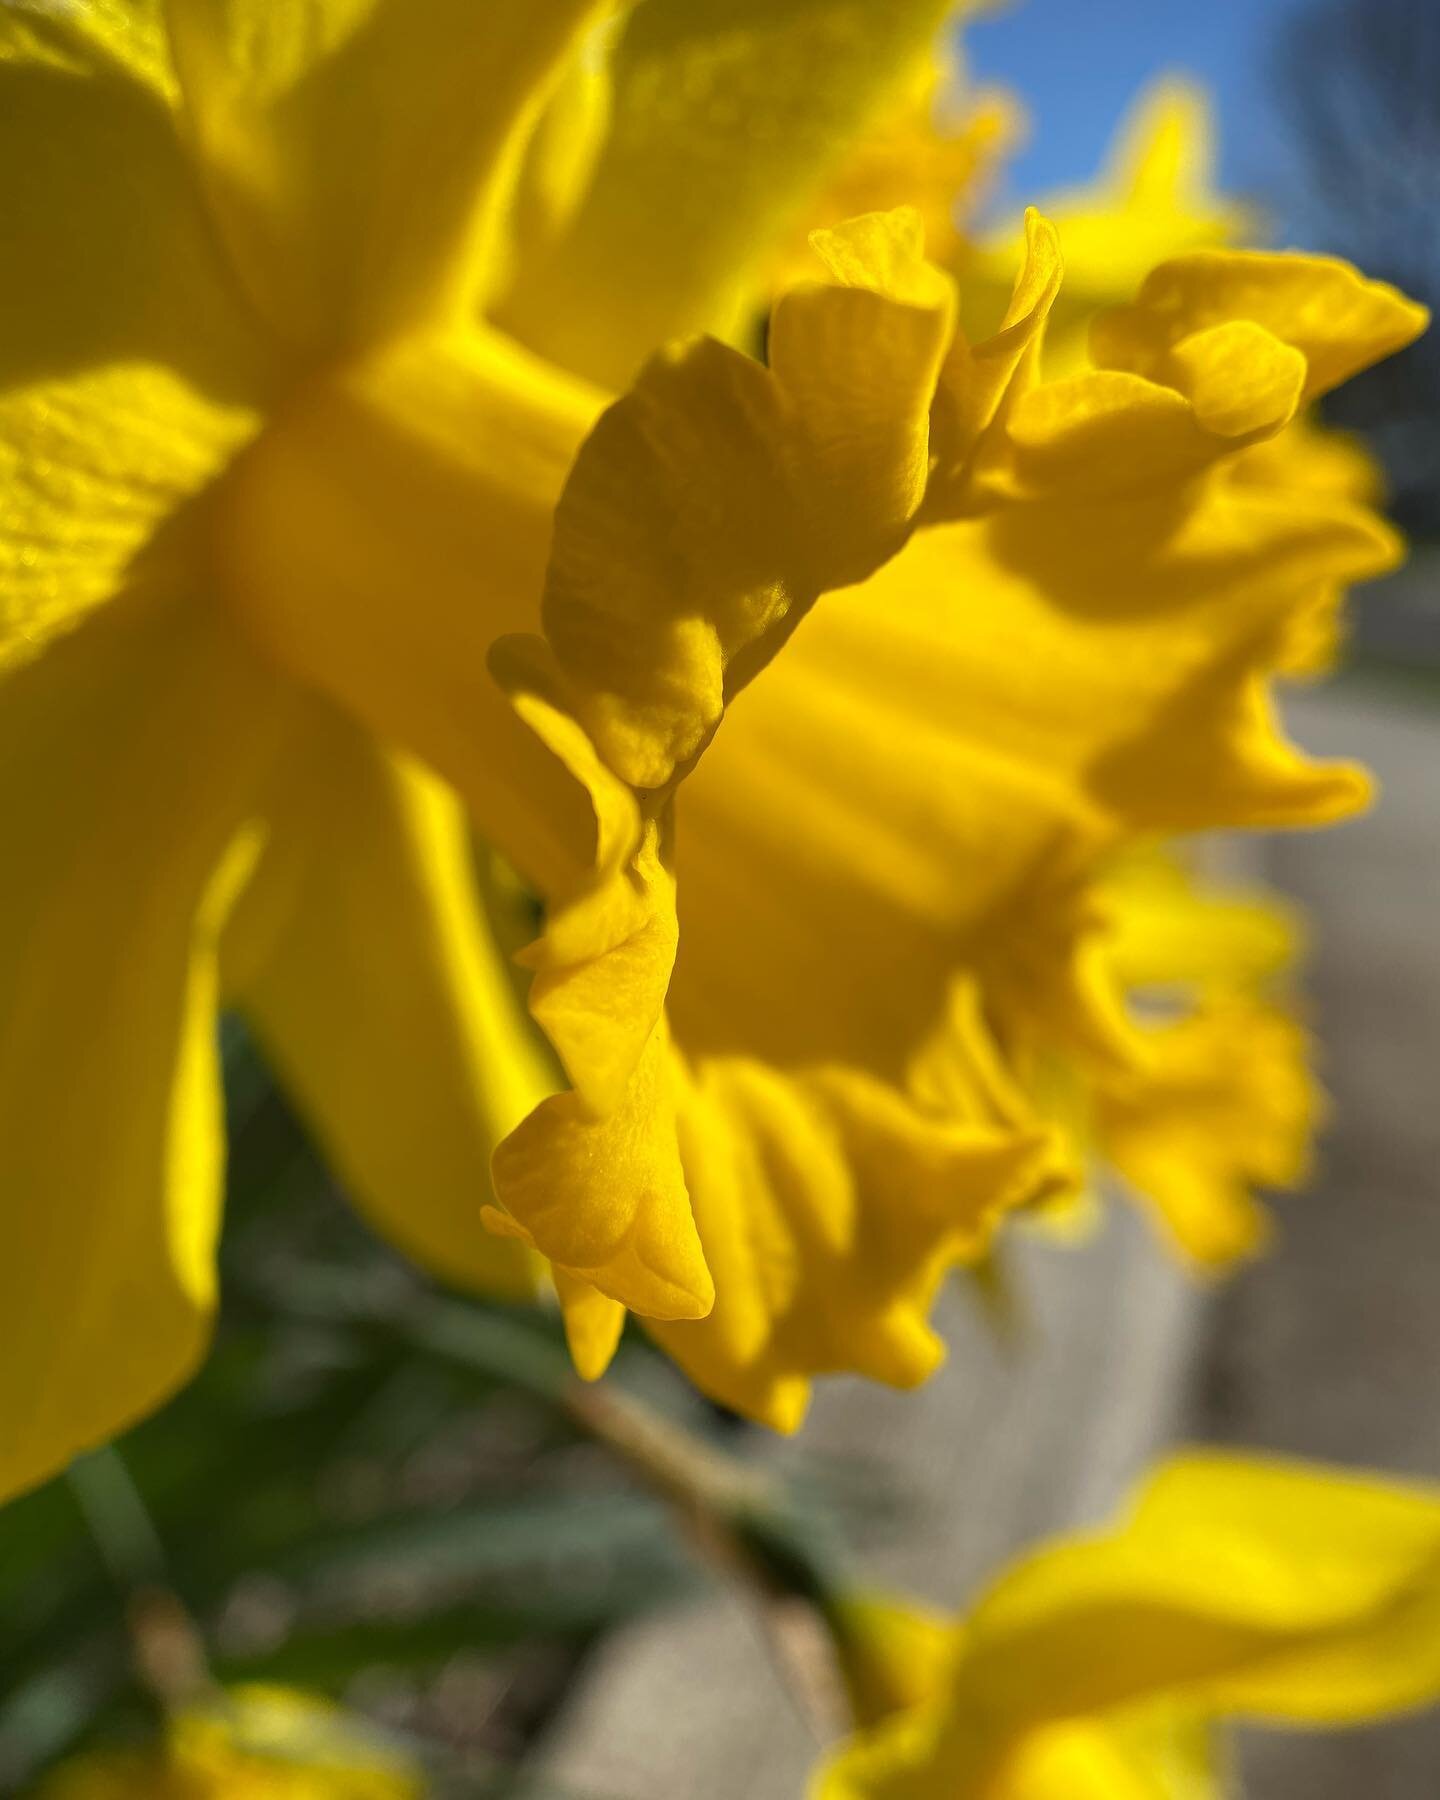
[827,1593,957,1732]
[816,1454,1440,1799]
[964,79,1250,371]
[0,0,1426,1497]
[36,1685,421,1800]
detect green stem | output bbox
[265,1273,856,1734]
[402,1296,853,1738]
[67,1447,167,1591]
[66,1447,213,1709]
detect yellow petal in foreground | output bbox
[0,1,272,665]
[552,1268,628,1383]
[1092,249,1429,405]
[538,207,955,791]
[0,2,623,1498]
[0,3,271,405]
[817,1453,1440,1800]
[489,1024,713,1323]
[220,702,552,1299]
[0,365,261,677]
[215,323,609,896]
[0,599,287,1501]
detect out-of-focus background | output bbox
[2,1,1437,1794]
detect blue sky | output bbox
[963,0,1306,220]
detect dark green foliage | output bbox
[0,1022,698,1795]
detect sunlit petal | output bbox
[0,599,286,1501]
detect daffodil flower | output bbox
[815,1453,1440,1799]
[481,206,1424,1424]
[0,0,1425,1500]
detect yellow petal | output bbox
[497,11,619,294]
[0,12,270,670]
[646,1061,1045,1429]
[1092,249,1429,405]
[978,484,1391,829]
[540,209,955,790]
[958,1454,1440,1731]
[0,598,286,1502]
[995,1705,1225,1800]
[165,0,605,352]
[1044,79,1245,297]
[1228,416,1391,679]
[671,597,1107,1080]
[498,0,963,386]
[969,319,1310,506]
[1099,853,1302,994]
[765,42,1019,292]
[981,369,1241,500]
[522,821,678,1116]
[1,364,261,676]
[1133,1456,1440,1721]
[961,80,1248,379]
[670,461,1383,1100]
[1109,81,1220,215]
[1084,852,1317,1269]
[553,1269,628,1382]
[215,324,608,894]
[823,1702,1224,1800]
[492,215,962,1335]
[1099,999,1314,1270]
[1231,412,1385,511]
[928,208,1064,500]
[220,701,552,1300]
[2,1,173,86]
[0,5,269,402]
[957,307,1324,518]
[491,634,643,903]
[488,1024,714,1322]
[1166,319,1307,438]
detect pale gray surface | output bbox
[534,683,1440,1800]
